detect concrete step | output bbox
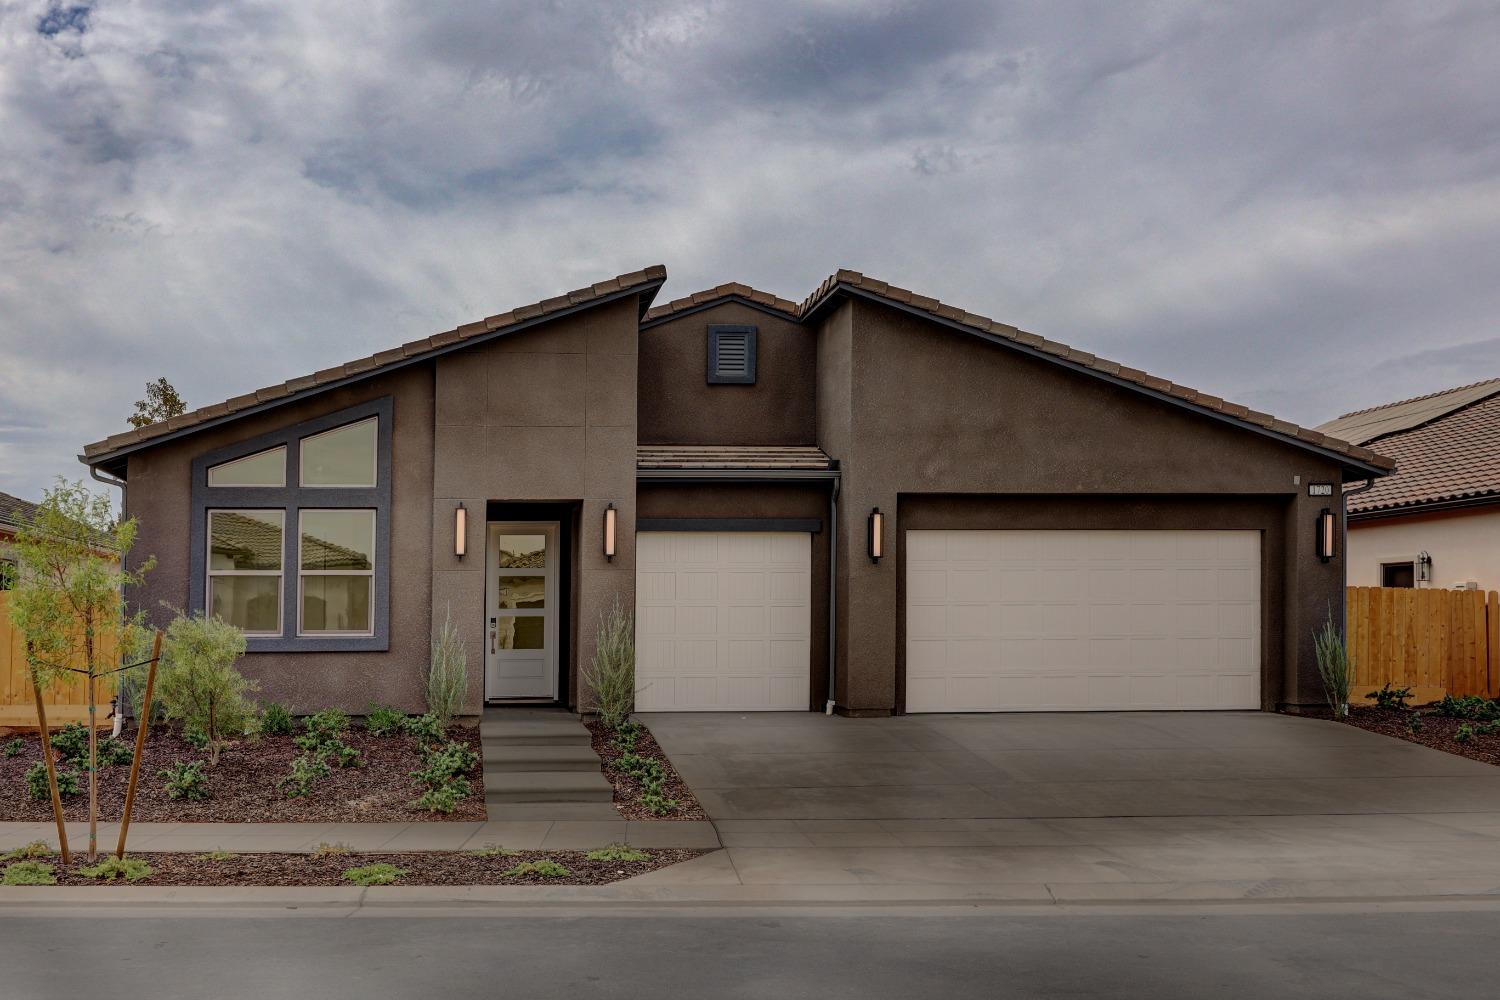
[482,746,602,773]
[482,802,624,822]
[479,720,592,746]
[484,770,615,804]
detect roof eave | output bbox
[1350,492,1500,522]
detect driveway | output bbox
[639,711,1500,896]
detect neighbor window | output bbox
[1381,562,1415,588]
[300,417,377,487]
[706,325,757,384]
[298,509,375,635]
[207,510,284,634]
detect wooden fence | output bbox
[0,592,117,730]
[1347,586,1500,704]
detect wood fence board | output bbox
[1346,586,1500,702]
[0,593,116,728]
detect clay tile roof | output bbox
[637,445,835,472]
[0,491,40,532]
[796,270,1394,474]
[1316,377,1500,446]
[641,282,800,324]
[1341,389,1500,515]
[81,265,667,464]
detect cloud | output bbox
[0,0,1497,501]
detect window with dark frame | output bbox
[1381,561,1416,588]
[706,325,757,384]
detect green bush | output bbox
[49,723,89,764]
[278,750,333,798]
[1,840,53,862]
[414,783,468,814]
[585,844,649,862]
[640,790,678,816]
[582,597,635,728]
[410,739,478,814]
[1407,712,1424,734]
[1313,609,1351,717]
[156,612,258,765]
[404,712,445,747]
[96,736,133,768]
[366,705,407,737]
[426,605,468,726]
[160,760,210,801]
[2,861,56,885]
[1366,683,1414,711]
[343,863,407,886]
[181,726,209,751]
[1,738,22,758]
[1432,695,1500,721]
[79,856,153,882]
[503,859,571,878]
[294,710,360,769]
[25,761,80,802]
[611,721,642,753]
[258,702,294,736]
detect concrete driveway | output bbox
[639,710,1500,898]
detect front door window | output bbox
[486,525,558,700]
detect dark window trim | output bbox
[1380,561,1416,588]
[706,325,757,384]
[189,397,392,652]
[636,517,822,533]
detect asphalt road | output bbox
[0,906,1491,999]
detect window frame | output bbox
[706,325,758,385]
[298,417,379,488]
[296,508,377,637]
[205,509,286,636]
[206,445,287,488]
[1380,561,1416,588]
[189,397,392,652]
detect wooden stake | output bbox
[30,674,71,865]
[116,631,162,859]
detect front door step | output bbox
[484,770,615,804]
[480,720,592,747]
[483,745,602,772]
[479,709,615,810]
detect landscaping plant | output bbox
[410,739,478,814]
[2,861,57,886]
[1313,609,1351,718]
[195,850,238,862]
[295,709,361,767]
[78,856,153,882]
[585,844,649,862]
[257,701,294,736]
[366,705,407,737]
[504,859,570,878]
[50,723,134,769]
[426,605,468,726]
[343,863,406,886]
[1,841,53,862]
[582,597,635,728]
[8,479,156,861]
[2,738,22,758]
[1365,683,1414,711]
[404,712,445,747]
[159,760,210,801]
[156,611,257,766]
[1431,695,1500,721]
[25,761,80,802]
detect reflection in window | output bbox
[498,576,545,609]
[496,615,545,650]
[498,534,545,569]
[207,510,283,634]
[300,418,377,487]
[299,509,375,634]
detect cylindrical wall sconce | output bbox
[454,502,467,559]
[1316,507,1335,562]
[868,507,884,563]
[604,502,617,561]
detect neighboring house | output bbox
[79,266,1392,717]
[0,491,42,591]
[1318,379,1500,591]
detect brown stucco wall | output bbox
[637,482,834,708]
[123,365,436,713]
[638,301,816,445]
[433,295,641,711]
[820,296,1349,714]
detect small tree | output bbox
[581,597,635,729]
[10,480,154,861]
[426,604,468,726]
[127,377,187,429]
[155,612,256,766]
[1314,607,1351,718]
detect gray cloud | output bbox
[1,0,1498,501]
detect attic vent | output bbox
[707,325,758,384]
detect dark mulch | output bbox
[1339,705,1500,767]
[0,725,485,823]
[6,848,703,887]
[586,721,707,821]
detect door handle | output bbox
[489,617,497,655]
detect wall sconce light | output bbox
[1417,550,1432,585]
[1315,507,1335,562]
[604,502,617,562]
[454,502,467,559]
[868,507,884,563]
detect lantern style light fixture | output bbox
[1315,507,1335,562]
[1417,550,1433,585]
[454,502,467,559]
[603,502,618,561]
[868,507,884,563]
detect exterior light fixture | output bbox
[604,503,617,562]
[1315,507,1335,562]
[454,502,467,559]
[1417,550,1432,585]
[868,507,884,563]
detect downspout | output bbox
[1341,478,1376,602]
[825,475,840,716]
[89,466,128,738]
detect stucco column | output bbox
[836,484,900,714]
[1283,487,1346,711]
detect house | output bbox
[1318,379,1500,590]
[78,266,1392,717]
[0,492,40,590]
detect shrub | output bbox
[1431,695,1500,721]
[294,710,360,769]
[1,738,22,758]
[25,761,80,802]
[426,605,468,726]
[96,736,133,768]
[1407,712,1424,734]
[410,739,478,814]
[2,861,56,886]
[258,702,294,736]
[414,783,468,814]
[640,790,678,816]
[79,856,153,882]
[366,705,407,737]
[49,723,89,764]
[156,612,258,765]
[1366,683,1414,711]
[1313,610,1351,717]
[181,726,209,751]
[585,844,649,862]
[1,840,53,862]
[582,597,635,728]
[160,760,210,801]
[611,720,642,753]
[404,712,445,747]
[1456,723,1475,744]
[503,859,570,878]
[343,863,406,886]
[279,750,333,798]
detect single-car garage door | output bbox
[636,531,811,711]
[906,529,1260,711]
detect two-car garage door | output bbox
[906,529,1260,711]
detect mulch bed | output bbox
[1339,704,1500,767]
[3,848,702,887]
[586,721,707,821]
[0,725,485,823]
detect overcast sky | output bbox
[2,1,1498,502]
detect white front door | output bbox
[485,522,559,701]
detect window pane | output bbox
[301,575,372,633]
[496,615,544,650]
[301,418,377,487]
[300,510,375,571]
[209,576,280,633]
[209,511,283,571]
[498,534,546,568]
[207,447,286,487]
[498,576,544,609]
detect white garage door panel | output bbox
[636,531,811,711]
[906,529,1260,712]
